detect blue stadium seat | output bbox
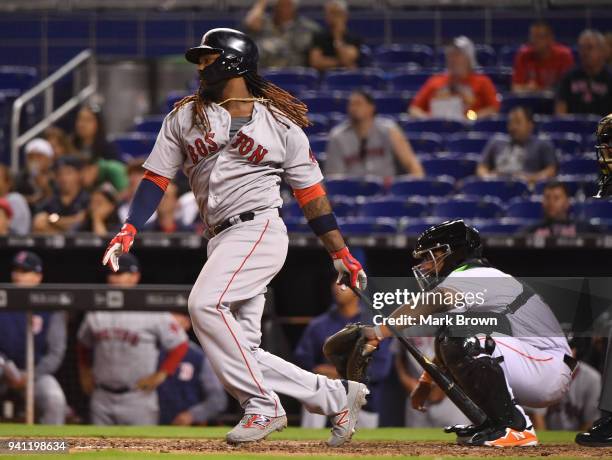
[578,200,612,220]
[166,91,188,113]
[432,198,504,219]
[261,68,319,92]
[133,115,164,134]
[283,216,309,232]
[281,201,303,218]
[338,217,398,234]
[0,66,37,92]
[373,93,411,115]
[403,218,440,236]
[482,67,512,92]
[390,176,455,197]
[541,116,600,138]
[475,221,528,235]
[475,44,497,67]
[583,133,597,152]
[374,44,434,68]
[400,118,466,135]
[500,94,555,114]
[308,135,327,159]
[300,93,347,114]
[325,177,384,197]
[543,133,583,156]
[111,133,157,161]
[460,178,529,201]
[505,199,543,220]
[447,133,491,154]
[534,176,586,197]
[499,45,519,67]
[303,113,329,136]
[405,132,444,154]
[421,158,478,180]
[558,158,599,175]
[389,70,433,92]
[360,197,426,218]
[472,116,508,134]
[328,197,358,218]
[323,69,387,91]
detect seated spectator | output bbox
[325,90,424,180]
[605,31,612,68]
[0,165,31,235]
[244,0,320,68]
[0,198,12,235]
[32,156,90,234]
[14,138,55,210]
[556,30,612,116]
[157,313,227,426]
[308,0,361,71]
[44,126,76,158]
[409,36,499,120]
[81,156,129,193]
[512,20,574,93]
[143,183,189,233]
[72,104,118,161]
[0,251,67,424]
[118,158,146,221]
[477,106,557,185]
[524,181,600,237]
[294,281,392,429]
[78,184,121,236]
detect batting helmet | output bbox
[185,28,259,85]
[595,113,612,198]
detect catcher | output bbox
[595,113,611,198]
[325,220,574,447]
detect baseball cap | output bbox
[12,251,43,273]
[108,253,140,274]
[448,35,477,68]
[24,138,54,159]
[0,198,12,219]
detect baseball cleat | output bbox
[445,421,491,445]
[575,414,612,447]
[466,425,538,447]
[225,414,287,444]
[327,381,370,447]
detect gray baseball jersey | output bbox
[77,311,187,388]
[143,101,323,227]
[324,116,400,177]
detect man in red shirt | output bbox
[409,36,500,120]
[512,20,574,93]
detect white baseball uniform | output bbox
[143,101,348,418]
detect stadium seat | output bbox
[475,221,529,235]
[483,67,512,92]
[323,69,387,91]
[505,199,543,220]
[447,133,491,154]
[533,175,589,197]
[302,113,329,136]
[133,115,164,134]
[432,198,504,219]
[111,133,157,161]
[558,158,599,175]
[338,217,398,234]
[325,176,384,197]
[328,197,358,218]
[283,216,310,232]
[472,116,508,134]
[390,176,455,197]
[421,158,478,180]
[578,200,612,220]
[300,93,347,114]
[261,67,319,92]
[543,133,583,156]
[500,93,555,114]
[405,132,444,154]
[541,116,600,138]
[389,70,434,92]
[308,135,327,159]
[403,218,440,236]
[374,44,435,68]
[583,133,597,152]
[360,197,426,218]
[166,91,188,112]
[373,93,412,115]
[399,118,466,135]
[499,45,519,67]
[281,201,303,218]
[0,66,37,92]
[475,44,497,67]
[460,178,529,201]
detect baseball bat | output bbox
[349,285,488,425]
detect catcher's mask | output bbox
[412,220,482,291]
[185,28,259,85]
[595,113,612,198]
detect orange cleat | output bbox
[483,426,539,447]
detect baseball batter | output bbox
[102,28,369,445]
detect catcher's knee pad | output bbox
[435,329,525,431]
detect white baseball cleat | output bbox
[226,414,287,444]
[327,381,370,447]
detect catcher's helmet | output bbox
[185,28,259,84]
[595,113,612,198]
[412,220,482,290]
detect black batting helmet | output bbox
[185,28,259,85]
[595,113,612,198]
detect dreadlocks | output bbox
[172,72,311,133]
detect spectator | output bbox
[78,184,121,236]
[477,106,557,185]
[325,90,424,179]
[143,183,189,233]
[32,156,90,234]
[0,165,31,235]
[524,181,600,237]
[72,104,118,161]
[512,20,574,93]
[556,30,612,116]
[77,254,188,425]
[294,281,393,429]
[0,198,12,235]
[157,313,227,426]
[0,251,67,424]
[81,156,129,193]
[409,36,499,120]
[177,191,201,232]
[14,138,55,210]
[244,0,320,68]
[44,126,76,158]
[308,0,361,71]
[118,159,152,223]
[605,32,612,68]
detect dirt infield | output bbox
[69,437,612,458]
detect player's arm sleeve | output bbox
[323,134,344,176]
[157,314,189,374]
[34,312,67,376]
[282,127,324,189]
[188,355,228,423]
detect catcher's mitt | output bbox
[323,323,378,383]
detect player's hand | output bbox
[331,246,367,290]
[172,411,194,426]
[136,371,167,393]
[410,381,433,412]
[102,223,137,272]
